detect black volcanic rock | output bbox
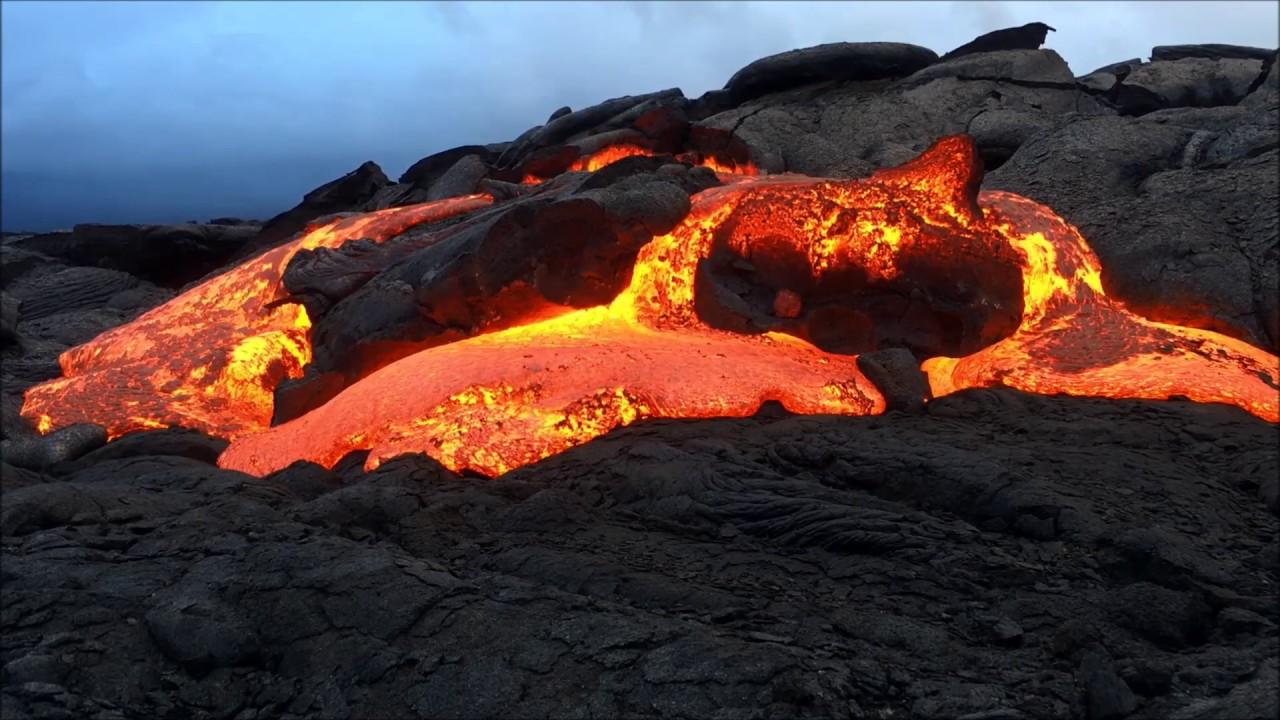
[939,22,1056,61]
[1114,57,1265,115]
[1,390,1275,719]
[398,144,497,187]
[496,89,687,169]
[6,266,140,320]
[856,348,931,412]
[11,223,260,288]
[1151,43,1276,62]
[49,428,229,475]
[426,153,490,200]
[0,423,107,470]
[241,160,391,257]
[288,162,700,389]
[986,114,1280,351]
[898,47,1077,88]
[724,42,938,103]
[698,47,1107,176]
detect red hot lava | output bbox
[21,136,1279,479]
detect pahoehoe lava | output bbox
[3,24,1278,720]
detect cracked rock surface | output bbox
[1,390,1277,719]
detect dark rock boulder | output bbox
[241,160,391,257]
[1115,57,1265,115]
[898,48,1077,89]
[1088,58,1145,79]
[426,154,490,201]
[700,47,1109,178]
[1078,649,1139,720]
[1152,44,1276,62]
[1077,58,1144,96]
[939,22,1056,62]
[966,108,1060,168]
[0,423,107,471]
[398,144,496,188]
[286,161,703,393]
[724,42,937,104]
[361,182,433,212]
[856,348,931,412]
[145,599,262,675]
[50,428,229,475]
[12,223,260,288]
[496,89,686,169]
[986,116,1279,351]
[1078,70,1122,95]
[0,246,62,289]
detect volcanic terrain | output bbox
[2,25,1278,720]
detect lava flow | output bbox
[924,190,1280,421]
[22,134,1279,480]
[20,194,492,439]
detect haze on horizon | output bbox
[2,0,1277,232]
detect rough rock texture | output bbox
[724,42,938,104]
[0,423,107,471]
[986,112,1280,351]
[1151,44,1277,62]
[2,24,1278,720]
[9,223,261,288]
[695,48,1110,178]
[2,390,1276,719]
[1115,57,1265,116]
[239,161,391,258]
[939,22,1056,61]
[284,158,714,399]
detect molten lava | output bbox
[20,195,492,439]
[520,143,761,184]
[21,135,1279,481]
[923,191,1279,422]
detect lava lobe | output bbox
[20,134,1279,479]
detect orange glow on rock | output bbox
[20,195,492,440]
[22,134,1278,482]
[568,143,658,172]
[923,191,1279,422]
[519,143,761,184]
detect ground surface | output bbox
[2,389,1277,719]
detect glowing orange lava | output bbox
[923,191,1280,422]
[22,135,1279,481]
[520,143,761,184]
[219,172,905,477]
[20,195,492,439]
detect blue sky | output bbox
[2,0,1277,231]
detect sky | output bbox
[2,1,1277,232]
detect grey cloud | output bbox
[1,1,1276,231]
